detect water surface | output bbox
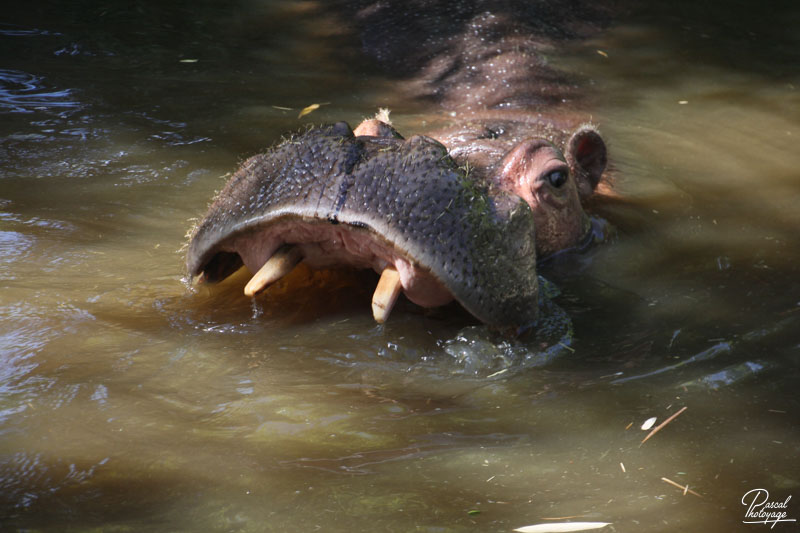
[1,1,798,532]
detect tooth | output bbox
[244,245,303,297]
[372,267,403,324]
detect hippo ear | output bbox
[353,118,403,139]
[567,126,607,202]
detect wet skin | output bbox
[356,116,607,259]
[186,122,539,328]
[186,118,606,327]
[186,1,613,327]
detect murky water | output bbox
[1,2,799,532]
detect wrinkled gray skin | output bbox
[357,115,607,259]
[187,122,539,328]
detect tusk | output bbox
[371,267,403,324]
[244,245,303,297]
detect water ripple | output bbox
[0,24,60,37]
[0,452,109,512]
[0,231,34,275]
[0,69,81,114]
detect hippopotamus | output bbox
[186,116,606,329]
[186,1,613,328]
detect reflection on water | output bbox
[0,69,80,114]
[0,0,799,531]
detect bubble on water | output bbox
[250,299,263,319]
[90,384,108,404]
[437,288,575,378]
[442,326,512,376]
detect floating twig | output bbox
[486,368,509,378]
[661,477,703,498]
[641,406,687,445]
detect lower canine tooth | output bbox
[372,267,402,324]
[244,245,303,297]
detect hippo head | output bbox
[186,122,539,329]
[425,118,607,259]
[491,126,606,257]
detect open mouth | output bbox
[186,123,540,328]
[188,216,456,323]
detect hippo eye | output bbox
[546,169,568,188]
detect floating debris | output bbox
[514,522,611,532]
[558,342,575,353]
[641,417,657,430]
[298,102,329,118]
[661,477,703,498]
[641,406,687,445]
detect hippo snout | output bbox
[186,122,539,328]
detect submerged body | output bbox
[187,0,612,327]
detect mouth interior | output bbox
[195,218,455,310]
